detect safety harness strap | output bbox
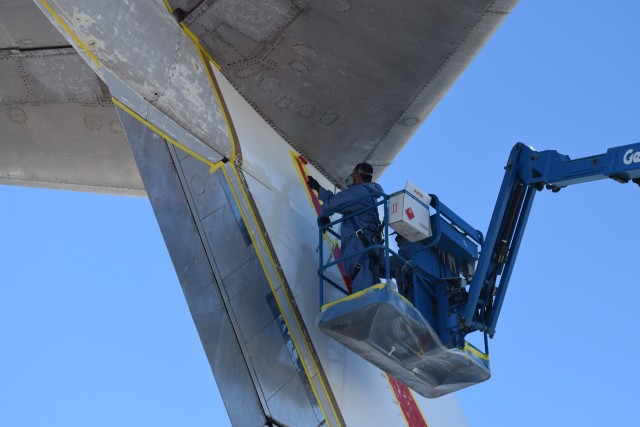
[350,228,382,282]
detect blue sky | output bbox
[1,1,639,426]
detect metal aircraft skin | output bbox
[0,1,519,425]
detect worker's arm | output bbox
[318,186,362,214]
[308,175,383,216]
[306,175,341,211]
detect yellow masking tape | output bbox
[221,165,342,426]
[156,3,338,419]
[160,0,222,70]
[39,0,100,67]
[196,48,236,163]
[112,97,216,168]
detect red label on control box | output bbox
[405,207,415,220]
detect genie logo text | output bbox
[623,148,640,165]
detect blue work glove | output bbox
[307,175,321,192]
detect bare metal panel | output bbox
[39,0,233,159]
[118,107,267,426]
[0,0,68,49]
[228,275,274,342]
[118,106,327,426]
[10,0,517,197]
[176,156,229,216]
[0,49,104,102]
[201,205,256,279]
[0,101,143,195]
[23,53,102,102]
[0,54,26,100]
[189,283,265,421]
[246,320,298,400]
[265,292,325,425]
[183,0,519,184]
[267,375,323,427]
[0,48,144,195]
[102,66,225,165]
[223,256,265,301]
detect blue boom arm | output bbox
[464,142,640,337]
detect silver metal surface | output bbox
[200,204,256,279]
[265,292,324,424]
[118,107,267,426]
[189,282,269,426]
[220,160,346,426]
[0,0,68,49]
[265,367,324,427]
[228,272,274,343]
[118,105,329,426]
[176,156,229,219]
[102,66,224,165]
[0,48,103,102]
[2,0,516,196]
[0,48,143,195]
[182,0,518,184]
[247,320,299,401]
[38,0,233,159]
[0,3,144,195]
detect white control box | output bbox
[388,181,432,242]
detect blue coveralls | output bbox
[318,182,384,293]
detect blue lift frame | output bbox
[464,142,640,337]
[318,142,640,353]
[318,189,486,351]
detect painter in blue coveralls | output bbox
[307,163,384,293]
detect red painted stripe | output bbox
[387,375,428,427]
[295,155,352,292]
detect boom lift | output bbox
[316,142,640,398]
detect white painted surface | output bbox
[215,67,469,427]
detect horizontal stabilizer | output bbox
[318,284,490,398]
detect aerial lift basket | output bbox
[318,283,491,398]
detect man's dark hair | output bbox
[355,163,373,182]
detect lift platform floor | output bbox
[318,283,490,398]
